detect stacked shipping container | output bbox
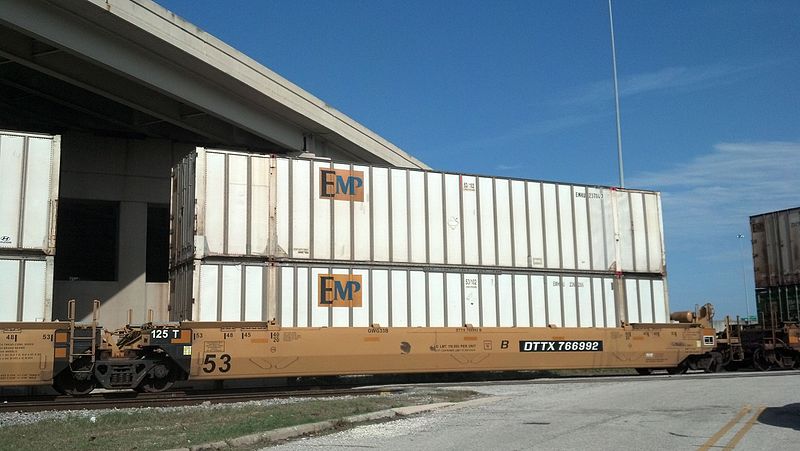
[751,207,800,325]
[170,148,670,327]
[0,131,60,321]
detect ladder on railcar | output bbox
[67,299,100,373]
[720,316,745,364]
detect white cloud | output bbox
[557,62,766,107]
[629,141,800,240]
[629,142,798,315]
[495,163,522,171]
[436,111,607,155]
[437,61,773,156]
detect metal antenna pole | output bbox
[608,0,625,188]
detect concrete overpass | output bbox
[0,0,426,327]
[0,0,427,168]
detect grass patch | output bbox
[0,389,477,450]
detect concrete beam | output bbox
[1,0,429,168]
[0,0,305,150]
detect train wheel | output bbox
[666,366,687,375]
[53,370,95,397]
[635,368,653,375]
[774,349,795,370]
[136,377,175,393]
[719,349,734,368]
[703,352,723,373]
[723,361,740,372]
[752,348,774,371]
[135,363,176,393]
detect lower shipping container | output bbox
[756,284,800,326]
[0,255,53,321]
[171,261,669,327]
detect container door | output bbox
[170,150,197,267]
[789,209,800,285]
[0,132,60,254]
[0,130,60,321]
[751,215,768,288]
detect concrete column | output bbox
[103,201,148,327]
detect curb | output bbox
[169,397,499,450]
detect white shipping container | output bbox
[170,261,669,327]
[0,131,61,254]
[751,207,800,288]
[0,255,54,321]
[172,148,666,275]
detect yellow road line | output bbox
[722,405,766,450]
[698,404,751,451]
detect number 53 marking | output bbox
[202,353,231,373]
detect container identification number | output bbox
[150,329,182,340]
[519,340,603,352]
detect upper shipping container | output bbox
[172,148,666,275]
[0,131,61,255]
[751,207,800,288]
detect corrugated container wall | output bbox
[0,131,60,254]
[756,284,800,326]
[170,261,669,327]
[171,148,672,326]
[0,131,59,322]
[0,256,54,321]
[751,207,800,288]
[172,148,666,275]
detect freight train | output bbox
[714,304,800,371]
[1,300,724,396]
[715,322,800,371]
[726,207,800,370]
[1,140,790,397]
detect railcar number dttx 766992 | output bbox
[519,340,604,352]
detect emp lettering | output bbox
[318,274,363,307]
[319,168,365,201]
[519,340,603,352]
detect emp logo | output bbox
[319,168,365,201]
[318,274,363,307]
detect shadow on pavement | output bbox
[759,403,800,431]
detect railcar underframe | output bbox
[1,318,719,396]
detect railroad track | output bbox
[0,385,403,413]
[3,369,796,413]
[413,368,800,387]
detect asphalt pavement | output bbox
[264,371,800,450]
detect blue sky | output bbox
[157,0,799,319]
